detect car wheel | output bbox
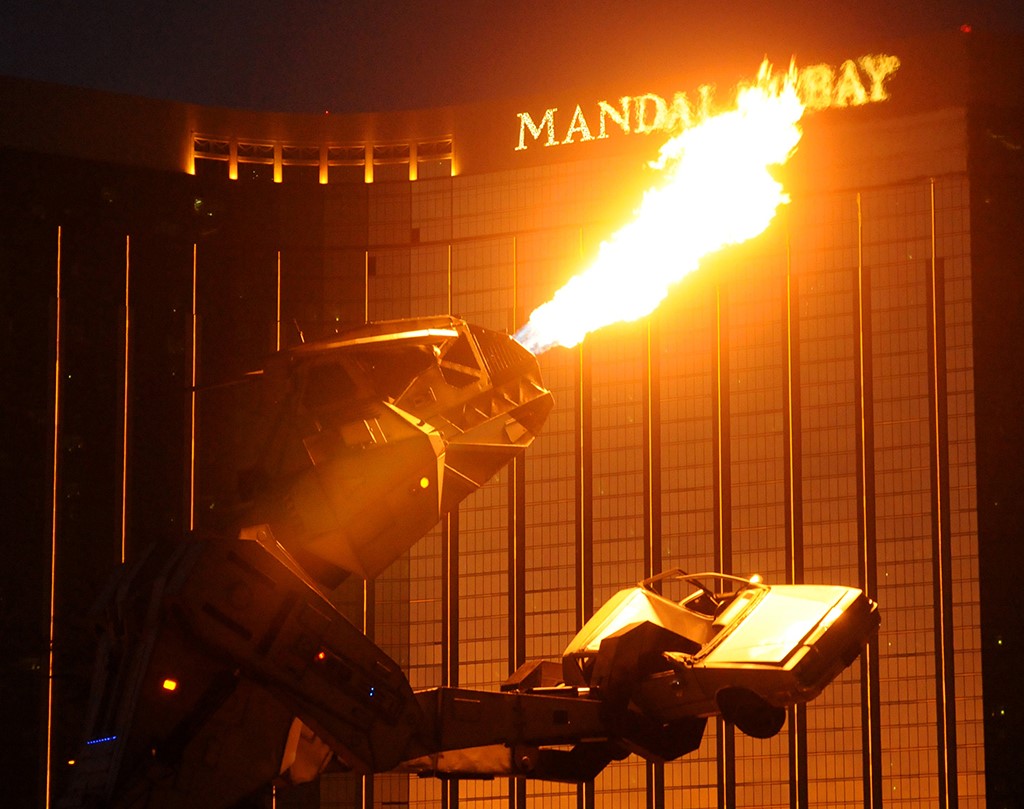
[716,687,786,739]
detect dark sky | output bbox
[1,1,1021,114]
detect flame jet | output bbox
[515,60,804,356]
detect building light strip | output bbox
[121,236,130,564]
[85,735,117,746]
[46,225,62,809]
[276,251,282,351]
[189,244,198,532]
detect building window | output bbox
[238,161,274,183]
[192,136,230,178]
[417,138,454,179]
[373,162,408,182]
[327,145,366,184]
[193,156,228,181]
[236,141,275,183]
[328,164,366,184]
[373,143,412,183]
[282,145,321,184]
[193,136,230,158]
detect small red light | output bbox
[960,23,972,33]
[161,678,178,692]
[316,651,326,660]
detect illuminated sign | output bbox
[515,54,900,151]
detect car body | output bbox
[562,569,880,738]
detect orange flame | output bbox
[515,60,804,355]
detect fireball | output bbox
[515,60,805,355]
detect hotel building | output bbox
[1,30,1020,809]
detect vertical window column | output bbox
[575,339,593,809]
[713,284,735,808]
[854,193,883,809]
[927,178,957,807]
[643,315,665,809]
[783,253,808,809]
[440,512,459,809]
[508,240,528,809]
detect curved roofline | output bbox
[2,32,1020,180]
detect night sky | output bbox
[1,0,1022,114]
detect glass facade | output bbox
[345,133,985,808]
